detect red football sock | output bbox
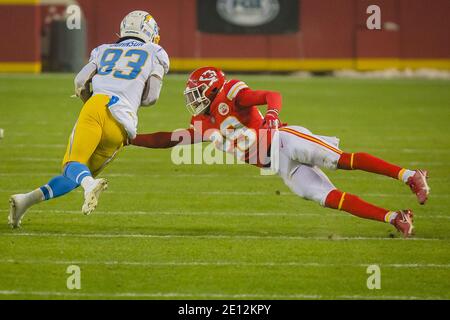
[338,152,404,180]
[325,189,392,223]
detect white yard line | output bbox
[3,132,64,137]
[0,157,60,162]
[0,290,321,299]
[21,209,342,218]
[0,259,448,269]
[193,191,450,198]
[0,232,443,241]
[0,170,448,182]
[357,148,450,154]
[0,207,447,221]
[8,144,66,148]
[363,193,449,198]
[0,290,444,300]
[1,185,448,200]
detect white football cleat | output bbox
[82,178,108,215]
[8,194,31,228]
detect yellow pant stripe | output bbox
[350,153,355,169]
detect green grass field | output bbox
[0,74,449,299]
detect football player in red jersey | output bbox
[131,66,430,238]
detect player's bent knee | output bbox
[298,187,332,206]
[286,165,336,206]
[320,157,339,171]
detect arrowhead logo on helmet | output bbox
[199,70,219,87]
[184,67,226,116]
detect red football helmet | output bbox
[184,66,225,115]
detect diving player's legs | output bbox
[279,163,414,237]
[276,132,414,237]
[278,126,429,204]
[337,152,429,204]
[324,189,414,237]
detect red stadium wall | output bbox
[76,0,450,71]
[0,0,449,72]
[0,0,41,73]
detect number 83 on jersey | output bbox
[97,48,148,80]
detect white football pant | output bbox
[271,125,343,206]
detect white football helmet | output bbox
[119,10,160,44]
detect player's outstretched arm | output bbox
[236,89,283,129]
[236,89,282,110]
[130,128,200,149]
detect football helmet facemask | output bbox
[184,66,226,116]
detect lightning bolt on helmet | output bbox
[120,10,160,44]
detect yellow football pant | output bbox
[62,94,127,177]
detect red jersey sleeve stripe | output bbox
[227,81,248,100]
